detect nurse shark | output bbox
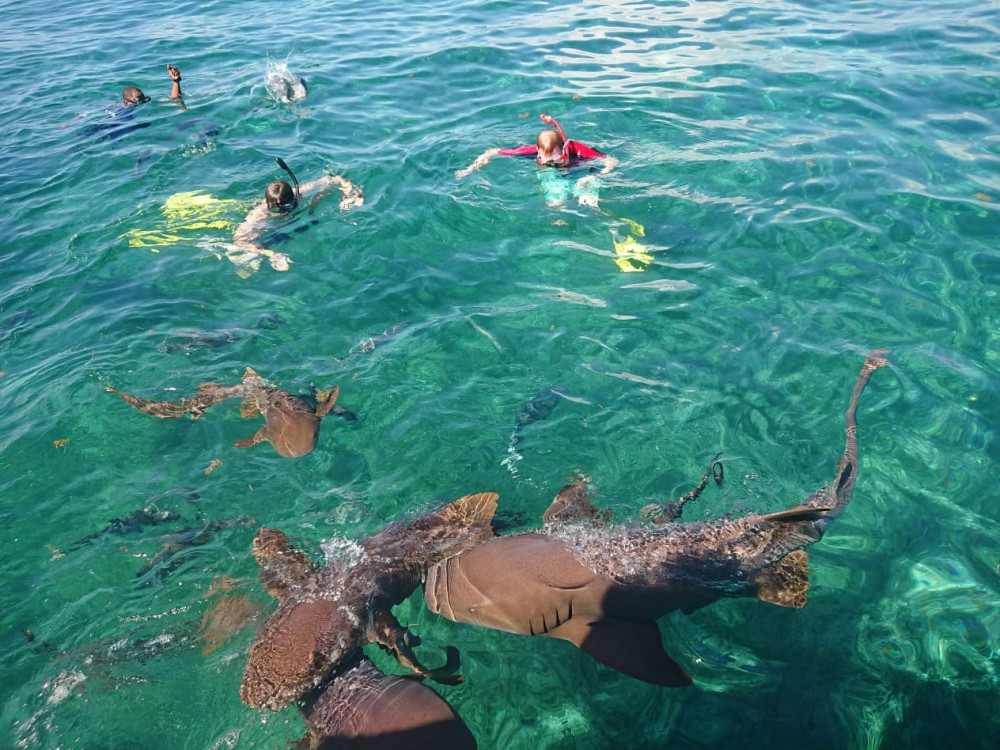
[425,350,889,687]
[240,491,498,712]
[107,366,341,458]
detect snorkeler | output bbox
[455,114,618,207]
[229,158,363,276]
[69,65,185,138]
[122,65,183,105]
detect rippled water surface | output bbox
[2,0,998,747]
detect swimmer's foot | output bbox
[268,252,292,272]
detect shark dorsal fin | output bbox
[543,481,609,525]
[441,492,499,527]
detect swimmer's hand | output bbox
[456,148,500,179]
[339,187,364,211]
[167,65,183,101]
[322,175,364,211]
[268,252,292,272]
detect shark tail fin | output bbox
[754,549,810,608]
[107,386,193,419]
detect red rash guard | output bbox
[496,140,605,165]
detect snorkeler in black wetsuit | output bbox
[76,64,183,140]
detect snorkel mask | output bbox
[537,113,569,166]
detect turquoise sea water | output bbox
[2,0,999,747]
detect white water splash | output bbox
[264,57,308,104]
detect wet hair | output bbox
[265,180,297,208]
[536,129,565,154]
[122,86,148,106]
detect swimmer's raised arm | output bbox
[456,148,501,179]
[167,65,182,100]
[300,174,364,211]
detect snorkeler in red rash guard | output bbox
[456,114,618,207]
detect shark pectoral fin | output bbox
[754,549,810,609]
[234,427,268,449]
[313,385,340,418]
[370,608,464,686]
[239,398,262,418]
[551,617,692,687]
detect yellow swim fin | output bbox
[613,234,654,273]
[123,191,243,250]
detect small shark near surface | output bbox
[333,321,412,368]
[426,350,889,687]
[107,366,342,458]
[157,313,283,354]
[501,386,567,477]
[240,492,499,712]
[136,515,255,581]
[58,504,181,554]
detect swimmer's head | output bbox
[536,130,568,167]
[265,180,297,212]
[122,86,150,106]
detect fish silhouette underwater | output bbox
[240,491,499,713]
[426,350,889,687]
[56,504,181,555]
[107,366,343,458]
[501,386,567,477]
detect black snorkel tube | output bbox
[275,156,301,203]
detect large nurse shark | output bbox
[240,491,499,712]
[108,366,341,458]
[425,350,888,687]
[244,515,481,749]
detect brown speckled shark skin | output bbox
[425,350,888,687]
[240,492,499,712]
[107,366,340,458]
